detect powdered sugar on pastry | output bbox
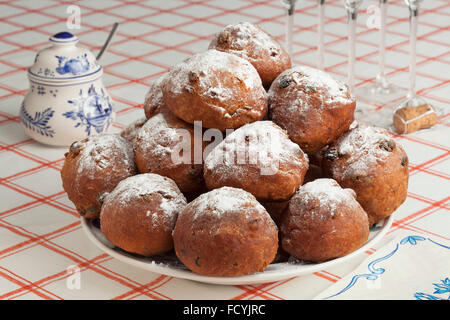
[134,113,183,167]
[105,173,187,227]
[209,22,281,59]
[205,121,308,179]
[143,73,167,118]
[292,178,357,218]
[144,74,165,106]
[72,133,134,179]
[188,187,267,221]
[272,65,354,107]
[120,116,147,143]
[163,49,263,105]
[329,124,395,178]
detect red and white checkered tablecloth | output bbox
[0,0,448,300]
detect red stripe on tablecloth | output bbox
[0,266,62,300]
[392,197,449,228]
[0,219,171,300]
[112,275,172,300]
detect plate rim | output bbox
[81,214,394,285]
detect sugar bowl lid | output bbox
[28,32,102,82]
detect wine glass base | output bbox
[354,102,398,130]
[354,82,406,105]
[397,95,430,108]
[354,95,440,132]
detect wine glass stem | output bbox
[317,0,325,70]
[377,0,388,87]
[347,10,357,92]
[409,6,418,98]
[285,2,295,58]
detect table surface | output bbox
[0,0,448,300]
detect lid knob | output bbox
[49,32,79,45]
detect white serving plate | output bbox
[81,214,394,285]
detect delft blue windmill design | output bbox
[63,84,113,135]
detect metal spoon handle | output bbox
[96,22,119,61]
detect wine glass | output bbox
[354,0,406,104]
[394,1,436,127]
[344,0,363,93]
[317,0,326,70]
[281,0,297,58]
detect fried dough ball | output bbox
[208,22,291,89]
[204,121,309,201]
[161,49,267,131]
[280,179,369,262]
[321,123,409,226]
[143,73,168,119]
[61,134,137,219]
[120,116,147,143]
[100,173,187,256]
[268,65,355,154]
[173,187,278,276]
[133,111,208,194]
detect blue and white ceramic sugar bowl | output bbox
[20,31,115,146]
